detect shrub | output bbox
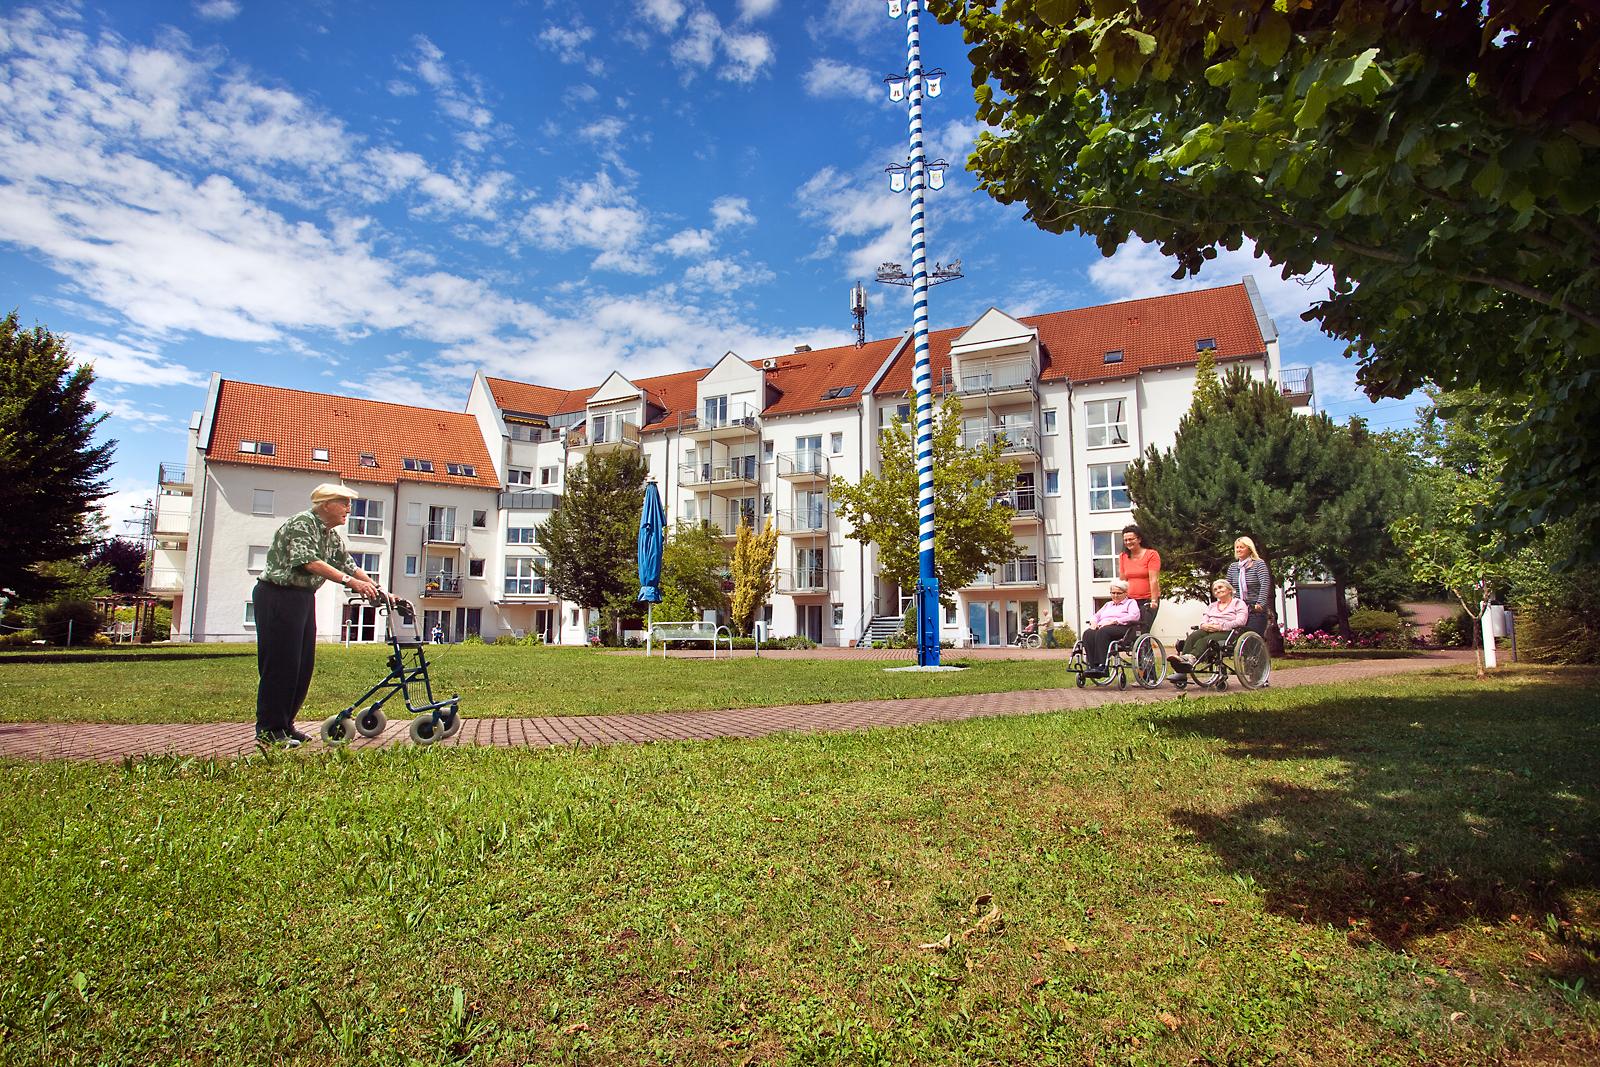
[1348,608,1404,635]
[0,628,39,648]
[1047,624,1077,649]
[39,600,103,646]
[461,633,485,645]
[493,634,519,646]
[1431,611,1474,648]
[1515,606,1600,665]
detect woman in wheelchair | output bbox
[1080,579,1142,676]
[1169,578,1248,672]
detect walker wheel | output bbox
[409,713,441,745]
[319,715,352,745]
[441,704,462,738]
[354,707,387,738]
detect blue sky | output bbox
[0,0,1423,533]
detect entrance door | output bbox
[454,607,482,639]
[535,608,554,642]
[800,604,824,642]
[423,609,450,642]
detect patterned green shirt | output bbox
[260,510,355,589]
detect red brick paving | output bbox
[0,652,1471,763]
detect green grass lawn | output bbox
[4,670,1596,1064]
[0,643,1373,726]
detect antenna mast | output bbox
[851,282,867,348]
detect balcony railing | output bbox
[502,578,549,597]
[1279,366,1315,405]
[157,462,191,486]
[719,507,759,535]
[994,490,1038,517]
[680,461,759,487]
[777,507,828,535]
[776,451,828,480]
[423,523,465,544]
[777,567,830,592]
[955,366,1037,398]
[687,401,761,439]
[979,557,1041,586]
[145,566,184,593]
[962,425,1039,455]
[421,574,463,597]
[575,419,642,452]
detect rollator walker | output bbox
[319,595,463,745]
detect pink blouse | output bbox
[1089,597,1142,629]
[1200,597,1248,631]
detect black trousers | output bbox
[1244,606,1269,637]
[253,581,317,735]
[1139,602,1160,633]
[1082,624,1133,669]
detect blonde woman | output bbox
[1225,536,1273,637]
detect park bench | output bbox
[648,620,733,658]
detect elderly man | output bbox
[253,483,382,747]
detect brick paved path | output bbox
[0,652,1470,763]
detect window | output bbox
[1195,337,1216,352]
[508,526,538,544]
[509,423,541,442]
[763,440,775,460]
[944,602,956,625]
[703,395,727,427]
[247,545,268,572]
[762,493,773,516]
[539,466,557,486]
[1042,408,1057,435]
[1088,464,1130,512]
[1091,531,1120,579]
[591,414,610,443]
[348,499,384,537]
[244,602,256,627]
[251,489,274,516]
[1085,399,1129,448]
[1046,534,1063,562]
[359,452,378,468]
[830,431,843,453]
[832,603,845,629]
[508,467,533,486]
[402,457,434,473]
[312,448,330,463]
[468,558,485,578]
[472,510,487,528]
[1045,469,1060,496]
[350,552,381,585]
[446,462,476,477]
[506,558,544,596]
[1051,597,1064,623]
[821,385,855,400]
[239,440,275,455]
[1103,349,1124,364]
[407,501,422,526]
[404,555,418,577]
[896,402,911,421]
[570,608,579,626]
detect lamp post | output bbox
[881,0,960,667]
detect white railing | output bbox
[962,425,1038,453]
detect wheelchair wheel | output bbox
[1189,654,1225,690]
[1130,635,1166,689]
[1233,631,1271,690]
[354,707,387,738]
[1075,673,1086,688]
[1024,632,1042,649]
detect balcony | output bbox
[423,523,465,545]
[776,566,830,593]
[776,451,829,483]
[994,490,1040,522]
[685,401,761,443]
[977,556,1042,587]
[158,462,191,487]
[501,578,552,600]
[421,574,463,598]
[1279,366,1315,407]
[962,425,1039,456]
[499,490,560,510]
[777,507,828,537]
[718,509,760,539]
[680,460,759,491]
[954,365,1038,402]
[145,565,184,595]
[571,418,642,455]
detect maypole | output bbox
[881,0,960,666]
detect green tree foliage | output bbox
[831,394,1019,605]
[38,600,103,646]
[0,312,114,601]
[929,0,1600,555]
[536,448,648,635]
[729,519,778,635]
[660,520,729,621]
[1128,367,1411,636]
[89,537,148,595]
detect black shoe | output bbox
[288,729,311,743]
[256,730,302,749]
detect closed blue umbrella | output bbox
[637,477,665,649]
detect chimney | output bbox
[794,344,812,353]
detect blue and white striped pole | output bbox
[888,0,939,666]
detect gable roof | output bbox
[206,379,501,489]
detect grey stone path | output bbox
[0,652,1470,763]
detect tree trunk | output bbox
[1333,577,1354,642]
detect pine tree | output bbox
[0,312,115,602]
[536,448,647,640]
[831,393,1020,605]
[729,518,778,635]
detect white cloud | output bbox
[665,228,715,257]
[579,116,625,142]
[805,0,882,46]
[719,30,773,81]
[67,334,209,388]
[738,0,780,19]
[95,483,161,535]
[385,78,418,97]
[640,0,687,32]
[795,165,905,279]
[647,4,773,83]
[710,195,754,230]
[520,172,652,273]
[671,10,719,70]
[402,35,496,150]
[803,58,883,105]
[194,0,242,22]
[539,21,598,68]
[683,257,773,290]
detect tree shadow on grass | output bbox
[1158,674,1600,979]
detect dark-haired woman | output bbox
[1119,525,1162,632]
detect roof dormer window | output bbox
[820,386,855,400]
[1103,349,1124,365]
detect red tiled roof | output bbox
[206,380,501,489]
[759,335,906,418]
[485,377,592,417]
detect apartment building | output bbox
[152,278,1314,646]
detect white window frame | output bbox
[348,498,384,537]
[507,526,538,545]
[504,557,543,596]
[539,466,557,486]
[830,431,844,454]
[1046,534,1063,562]
[251,489,274,516]
[508,467,533,486]
[1087,463,1130,513]
[312,448,330,463]
[1085,399,1130,449]
[243,602,256,627]
[247,545,268,572]
[350,552,381,585]
[1042,408,1058,435]
[404,555,419,577]
[1044,469,1061,496]
[407,502,423,526]
[1090,531,1120,580]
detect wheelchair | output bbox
[1167,626,1271,691]
[1065,624,1167,690]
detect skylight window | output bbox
[1103,349,1124,364]
[359,452,378,468]
[1195,338,1216,352]
[821,386,855,400]
[312,448,330,463]
[446,462,477,477]
[401,457,435,473]
[238,440,276,455]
